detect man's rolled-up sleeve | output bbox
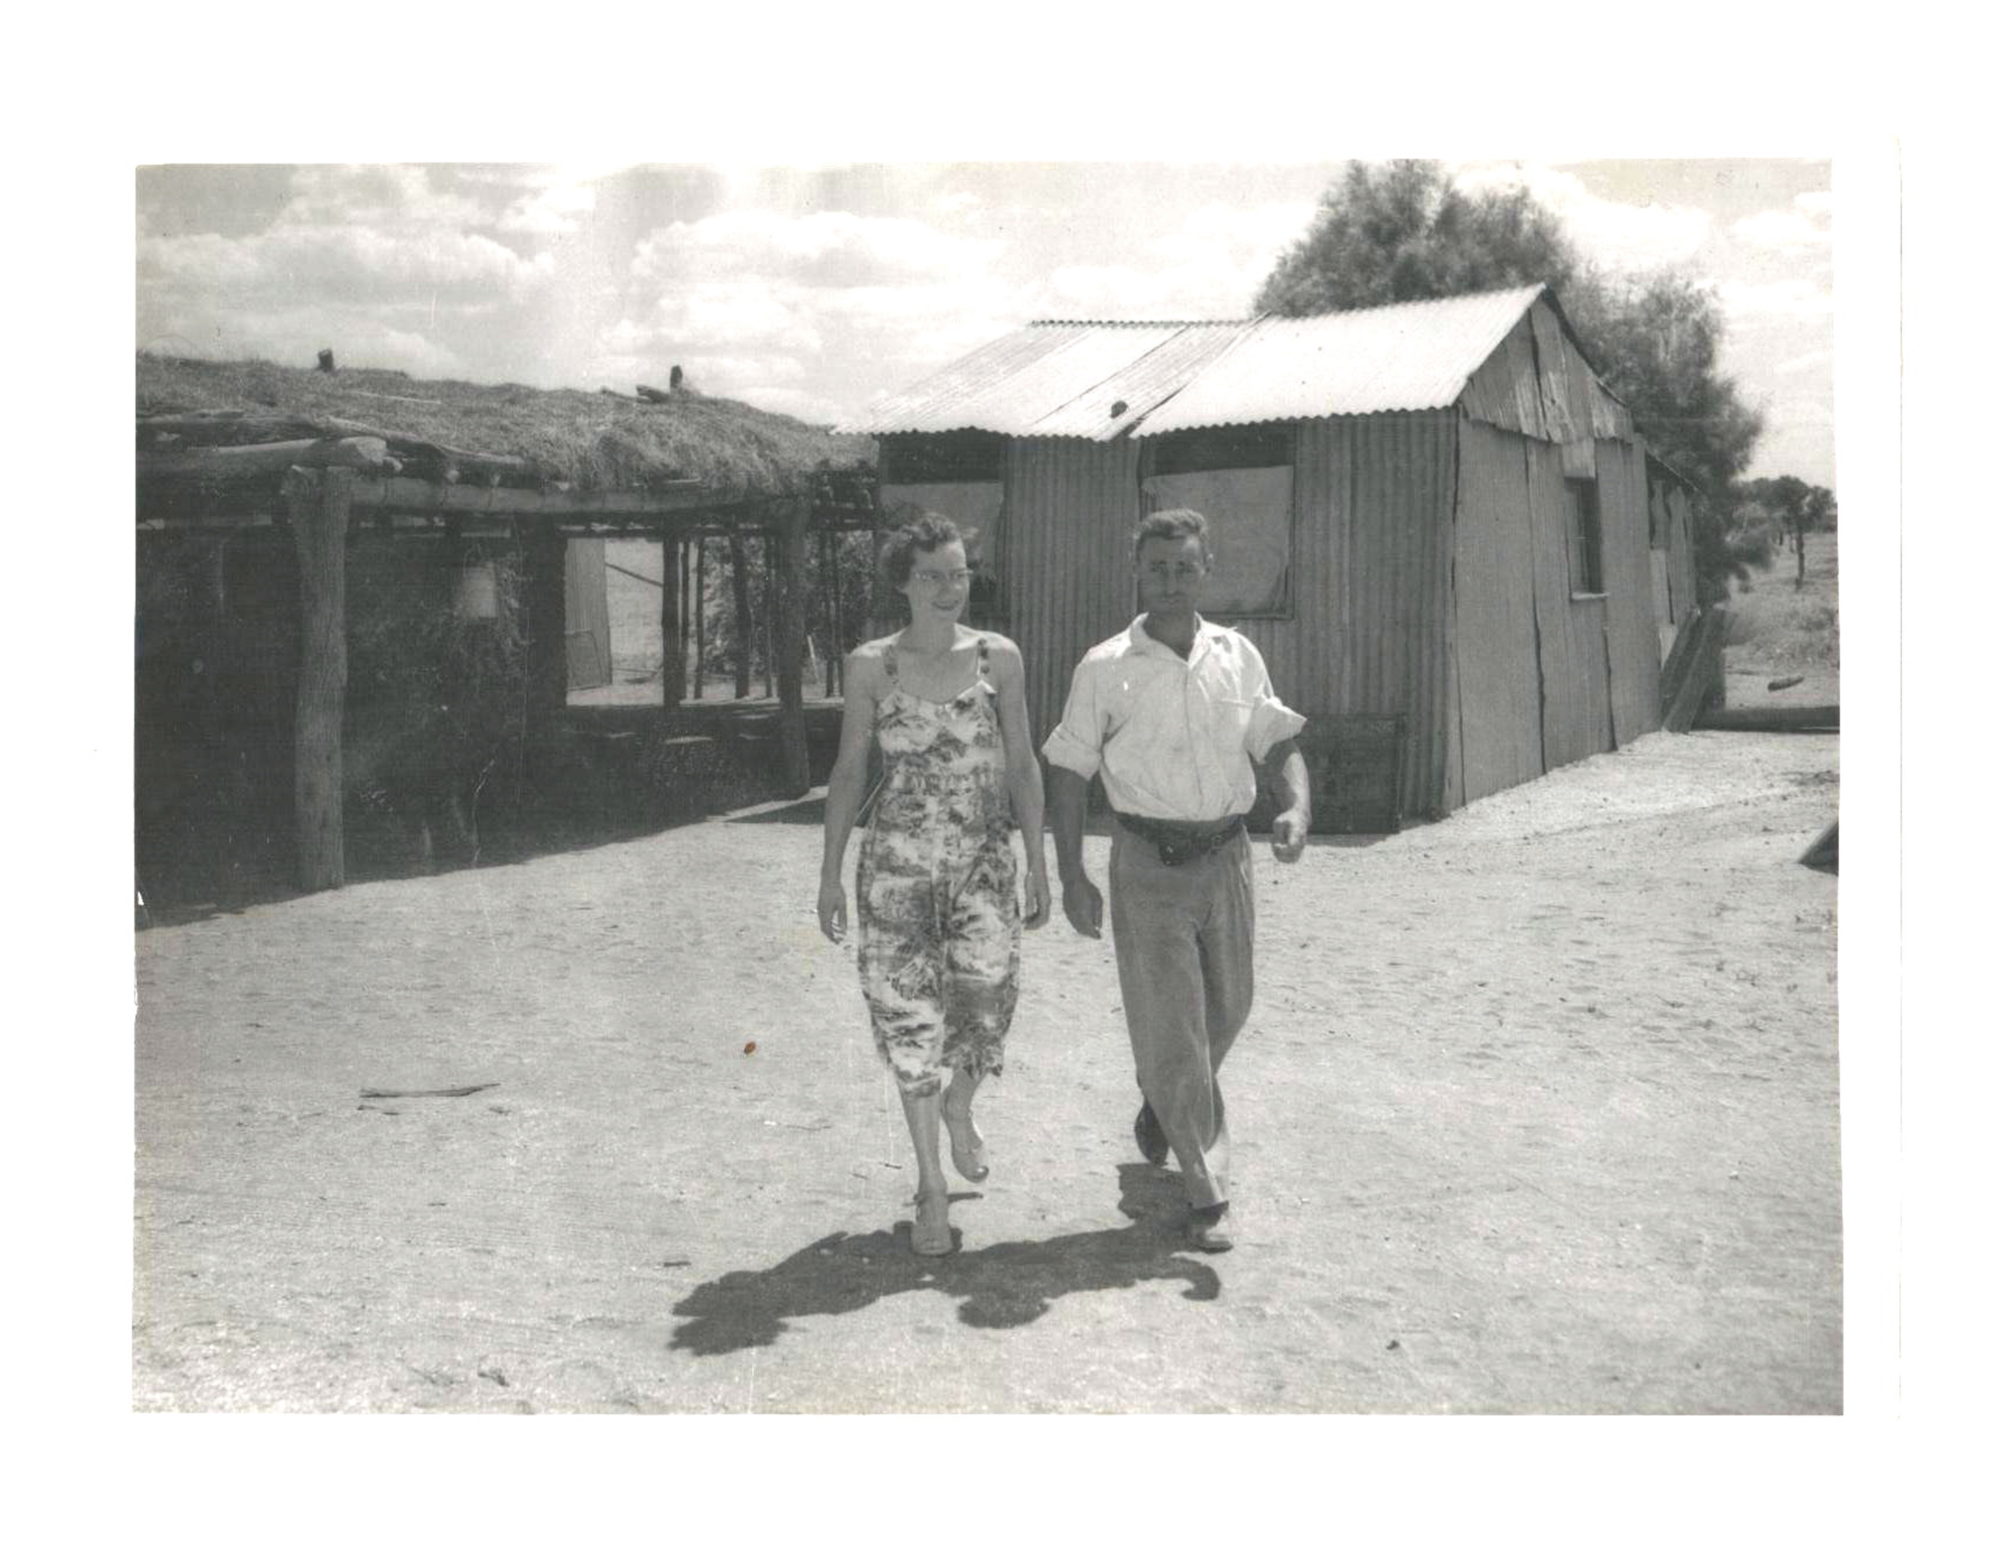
[1042,661,1106,778]
[1239,643,1306,761]
[1246,694,1307,763]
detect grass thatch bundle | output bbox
[137,353,875,497]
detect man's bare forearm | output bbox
[1047,765,1091,885]
[1266,739,1312,827]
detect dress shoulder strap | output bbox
[974,635,990,683]
[882,638,900,686]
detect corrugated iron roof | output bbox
[839,285,1552,441]
[843,322,1193,438]
[1026,322,1246,439]
[1139,285,1546,434]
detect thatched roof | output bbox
[137,353,875,498]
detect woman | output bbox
[818,514,1050,1256]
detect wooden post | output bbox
[679,537,693,699]
[659,528,683,709]
[730,529,753,699]
[774,502,811,795]
[762,535,776,700]
[522,521,569,747]
[693,536,708,700]
[819,526,839,699]
[284,466,352,892]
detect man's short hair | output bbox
[1133,507,1212,563]
[878,512,964,589]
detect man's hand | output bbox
[1271,809,1308,865]
[1022,864,1052,931]
[1061,874,1104,938]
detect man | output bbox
[1043,509,1311,1253]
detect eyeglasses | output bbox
[912,568,973,587]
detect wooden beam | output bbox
[138,472,719,524]
[141,412,530,480]
[142,436,402,481]
[730,531,753,700]
[284,467,353,892]
[773,502,811,795]
[659,530,684,710]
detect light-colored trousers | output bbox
[1108,820,1255,1209]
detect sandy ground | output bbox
[133,729,1839,1413]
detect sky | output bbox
[137,158,1834,486]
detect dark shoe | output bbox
[1134,1101,1170,1168]
[1186,1202,1234,1252]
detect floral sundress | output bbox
[856,635,1021,1097]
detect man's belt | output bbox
[1114,812,1246,867]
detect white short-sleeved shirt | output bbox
[1042,615,1306,821]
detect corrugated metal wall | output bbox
[1667,485,1697,618]
[1000,436,1144,740]
[1453,417,1545,806]
[1258,412,1456,820]
[1597,439,1663,745]
[1524,440,1614,769]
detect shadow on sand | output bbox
[668,1164,1218,1355]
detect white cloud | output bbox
[1453,162,1712,270]
[137,297,469,378]
[1731,198,1833,251]
[138,224,554,305]
[634,209,1002,290]
[615,207,1027,414]
[1040,200,1317,319]
[1776,348,1835,376]
[279,164,486,231]
[1720,278,1836,318]
[497,174,598,236]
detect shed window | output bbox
[1565,476,1604,596]
[879,432,1006,486]
[1139,426,1295,618]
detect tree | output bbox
[1256,161,1582,315]
[1734,474,1837,589]
[1255,161,1770,604]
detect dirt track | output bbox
[133,729,1840,1413]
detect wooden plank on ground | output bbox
[1694,705,1839,732]
[1662,608,1730,733]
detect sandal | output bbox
[943,1104,990,1182]
[911,1189,954,1257]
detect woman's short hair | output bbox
[878,512,964,589]
[1133,507,1212,562]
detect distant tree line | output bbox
[1255,160,1831,605]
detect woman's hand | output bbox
[817,877,849,943]
[1022,863,1051,930]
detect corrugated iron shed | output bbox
[840,285,1555,440]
